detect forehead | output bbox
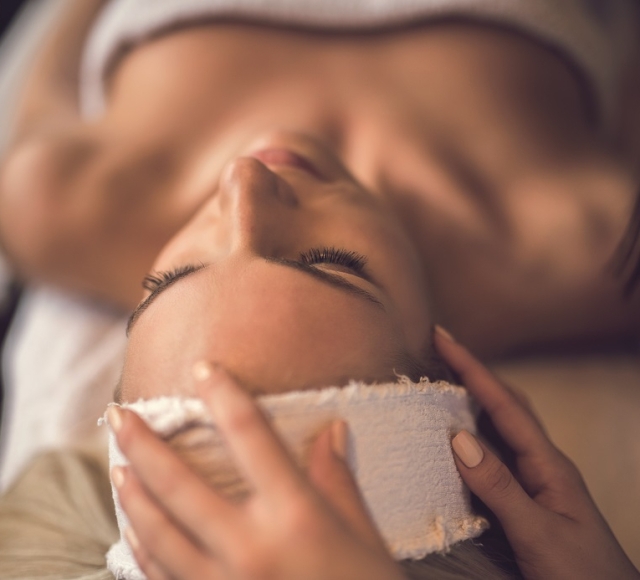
[121,259,404,401]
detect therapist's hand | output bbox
[434,326,640,580]
[108,362,404,580]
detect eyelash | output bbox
[141,247,368,291]
[142,264,200,293]
[298,247,367,273]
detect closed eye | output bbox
[128,248,382,334]
[298,246,373,282]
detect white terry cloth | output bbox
[0,287,127,491]
[80,0,639,127]
[103,379,488,580]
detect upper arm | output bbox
[0,128,99,275]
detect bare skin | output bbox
[120,134,434,398]
[0,3,639,357]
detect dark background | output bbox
[0,0,28,40]
[0,0,29,438]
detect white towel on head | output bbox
[103,378,488,580]
[80,0,639,128]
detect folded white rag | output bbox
[103,378,488,580]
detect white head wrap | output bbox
[103,378,488,580]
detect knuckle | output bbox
[114,424,132,453]
[152,466,183,500]
[552,452,587,489]
[484,460,516,498]
[279,497,328,545]
[225,402,260,435]
[281,497,315,532]
[116,413,142,454]
[232,543,277,580]
[557,467,589,500]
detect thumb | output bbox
[308,421,386,552]
[452,430,544,542]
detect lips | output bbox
[249,148,325,180]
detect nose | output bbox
[219,156,299,253]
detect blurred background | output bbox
[0,0,26,40]
[0,0,27,485]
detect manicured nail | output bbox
[111,466,126,488]
[125,527,140,551]
[192,360,215,382]
[452,430,484,468]
[435,325,455,342]
[331,420,348,461]
[108,406,123,433]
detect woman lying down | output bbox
[0,133,638,578]
[0,0,639,578]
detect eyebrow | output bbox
[127,258,385,333]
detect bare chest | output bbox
[105,21,617,254]
[106,21,591,180]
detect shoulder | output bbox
[0,127,103,275]
[0,123,158,308]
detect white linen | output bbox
[0,287,127,491]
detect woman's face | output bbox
[120,132,433,400]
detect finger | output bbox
[109,406,240,554]
[308,421,387,552]
[126,536,173,580]
[451,430,546,542]
[194,362,307,505]
[434,327,553,458]
[509,386,546,432]
[114,466,220,579]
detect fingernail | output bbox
[330,420,348,461]
[452,430,484,468]
[107,406,123,433]
[435,325,455,342]
[111,466,126,489]
[192,360,215,382]
[125,527,140,551]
